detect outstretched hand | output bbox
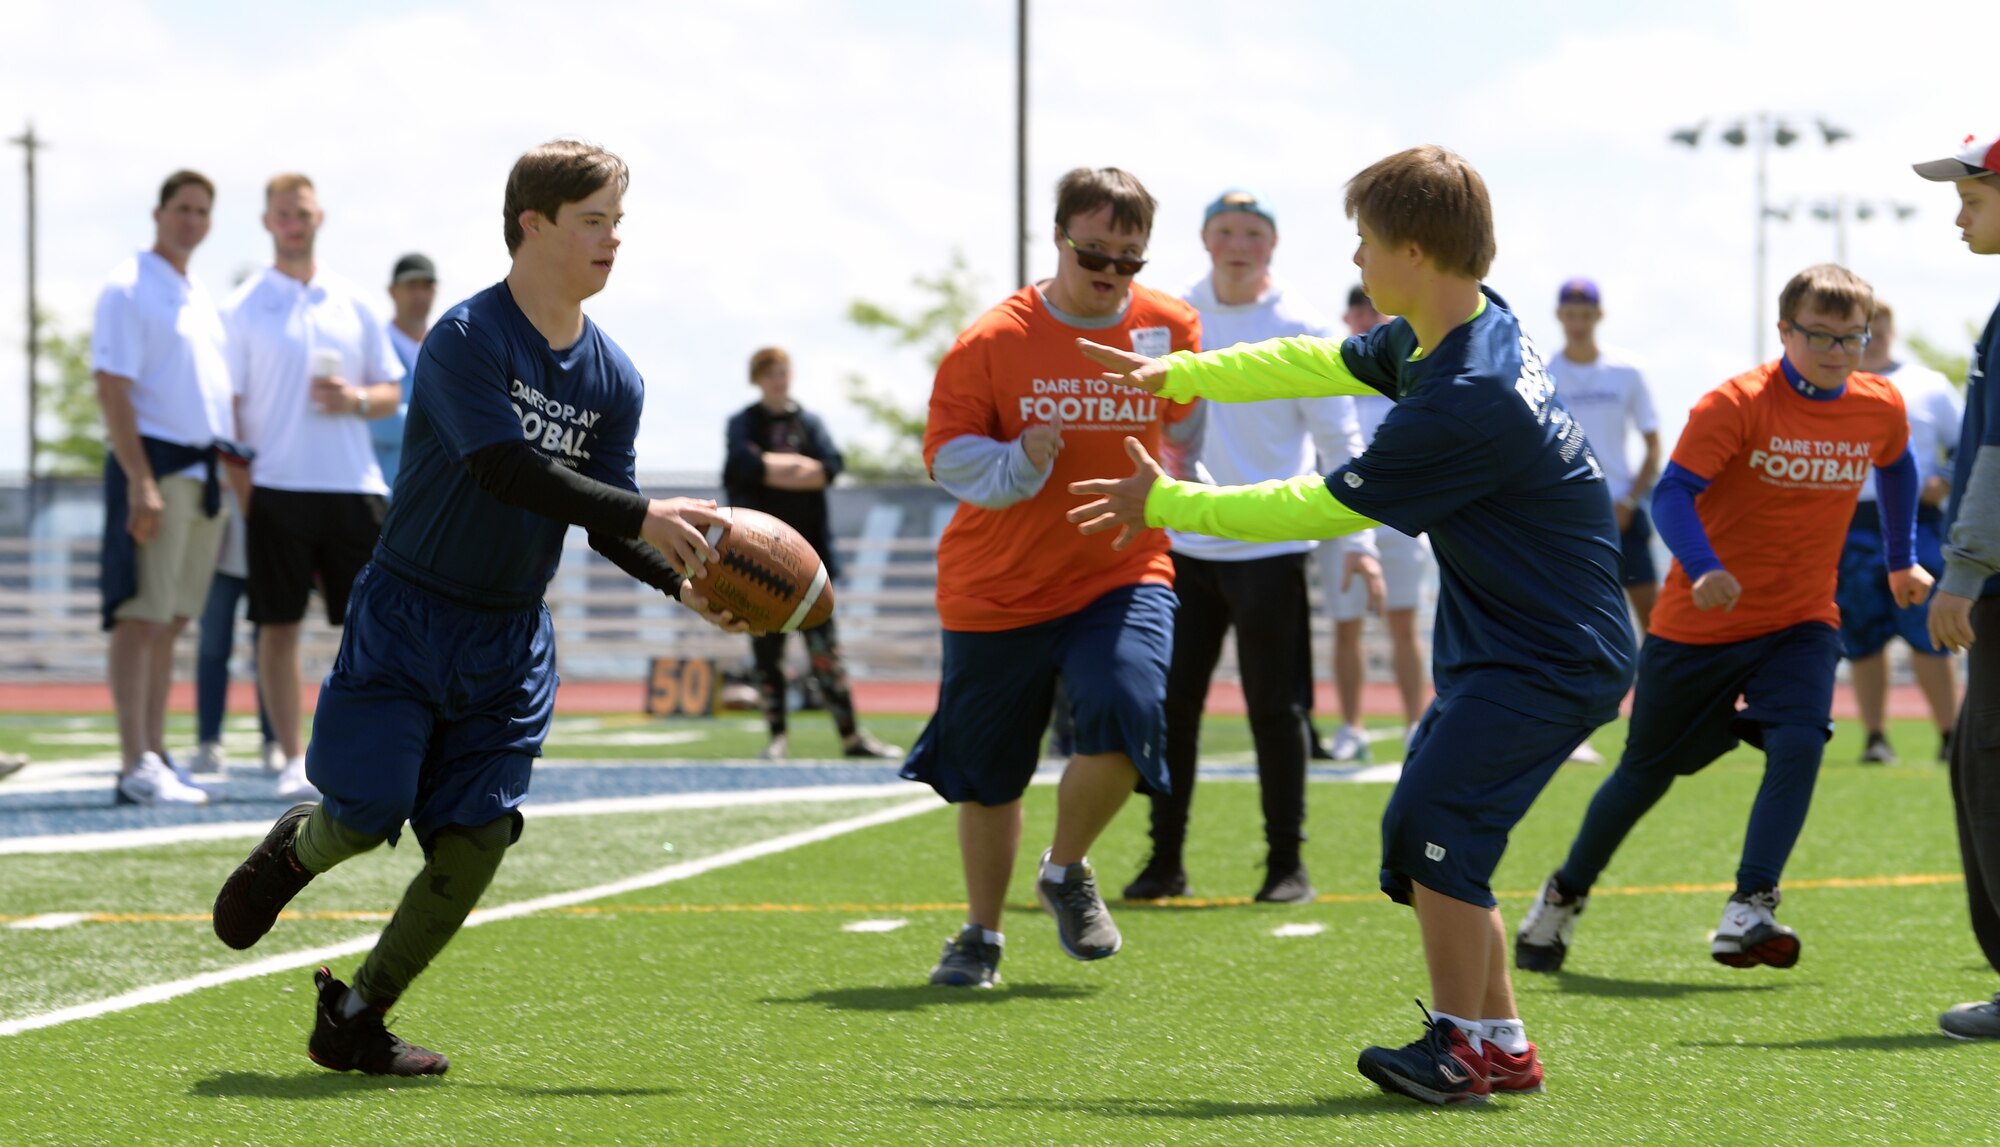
[1075,338,1170,394]
[678,582,757,635]
[1066,437,1164,551]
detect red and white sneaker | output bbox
[1484,1041,1545,1094]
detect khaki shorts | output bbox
[114,475,229,624]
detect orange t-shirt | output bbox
[1650,362,1909,645]
[922,284,1201,631]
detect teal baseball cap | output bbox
[1202,189,1276,230]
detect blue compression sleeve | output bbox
[1651,461,1722,579]
[1873,449,1919,570]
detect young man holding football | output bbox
[212,139,743,1076]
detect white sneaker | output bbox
[117,752,210,806]
[1514,872,1587,973]
[761,734,789,761]
[0,752,28,781]
[189,740,226,775]
[1711,888,1800,969]
[1329,725,1371,763]
[262,741,287,774]
[275,757,321,802]
[1567,740,1604,765]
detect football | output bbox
[687,507,834,633]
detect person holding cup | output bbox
[222,173,403,802]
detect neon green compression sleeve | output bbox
[1154,337,1377,403]
[1143,474,1382,543]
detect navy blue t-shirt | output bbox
[1327,288,1636,724]
[376,281,644,609]
[1943,300,2000,598]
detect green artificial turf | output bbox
[2,716,1990,1145]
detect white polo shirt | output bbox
[223,265,401,495]
[1856,360,1963,503]
[1544,347,1658,499]
[89,251,234,462]
[1169,274,1366,562]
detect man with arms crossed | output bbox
[224,174,404,802]
[1124,188,1376,904]
[910,167,1199,989]
[1072,146,1634,1104]
[92,169,237,805]
[212,140,742,1074]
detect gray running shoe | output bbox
[928,924,1002,988]
[1940,994,2000,1040]
[1035,850,1121,960]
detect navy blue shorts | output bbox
[1836,516,1946,659]
[1619,505,1657,587]
[306,563,556,846]
[1618,622,1839,779]
[901,583,1175,806]
[1380,694,1592,908]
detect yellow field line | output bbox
[0,871,1967,927]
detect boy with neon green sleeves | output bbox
[1069,145,1635,1106]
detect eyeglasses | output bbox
[1784,322,1871,354]
[1062,228,1147,277]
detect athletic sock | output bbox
[980,928,1004,947]
[1041,856,1076,883]
[291,807,386,874]
[352,818,511,1007]
[1482,1018,1529,1055]
[1430,1011,1484,1053]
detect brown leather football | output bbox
[688,507,834,632]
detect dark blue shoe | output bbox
[1356,1002,1492,1106]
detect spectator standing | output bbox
[722,346,899,761]
[92,169,237,806]
[1834,300,1962,763]
[1124,189,1378,904]
[189,512,280,776]
[224,173,404,802]
[376,253,438,490]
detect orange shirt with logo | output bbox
[923,284,1201,632]
[1651,362,1908,645]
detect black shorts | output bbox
[246,488,387,626]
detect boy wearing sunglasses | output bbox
[1517,264,1928,978]
[906,167,1199,989]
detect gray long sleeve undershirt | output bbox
[1943,445,2000,597]
[931,434,1052,509]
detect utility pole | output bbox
[8,122,44,494]
[1015,0,1029,289]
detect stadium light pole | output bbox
[1805,197,1918,266]
[1015,0,1028,289]
[8,121,43,499]
[1671,114,1851,362]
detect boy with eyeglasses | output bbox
[1913,130,2000,1040]
[1516,264,1929,977]
[907,166,1199,989]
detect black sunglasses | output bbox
[1062,228,1147,277]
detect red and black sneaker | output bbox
[307,967,449,1076]
[212,801,318,950]
[1485,1041,1545,1095]
[1356,1002,1492,1107]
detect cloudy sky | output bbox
[2,0,1996,483]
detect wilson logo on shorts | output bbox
[1424,842,1447,862]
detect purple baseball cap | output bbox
[1558,277,1601,306]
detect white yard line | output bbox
[8,912,90,931]
[0,782,927,855]
[0,794,943,1038]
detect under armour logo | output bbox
[1425,842,1446,862]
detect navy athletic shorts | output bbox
[1618,622,1840,779]
[306,562,555,846]
[1619,505,1658,588]
[1379,693,1592,908]
[901,583,1175,806]
[1836,514,1946,659]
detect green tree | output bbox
[34,314,105,476]
[1904,322,1979,389]
[841,251,988,480]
